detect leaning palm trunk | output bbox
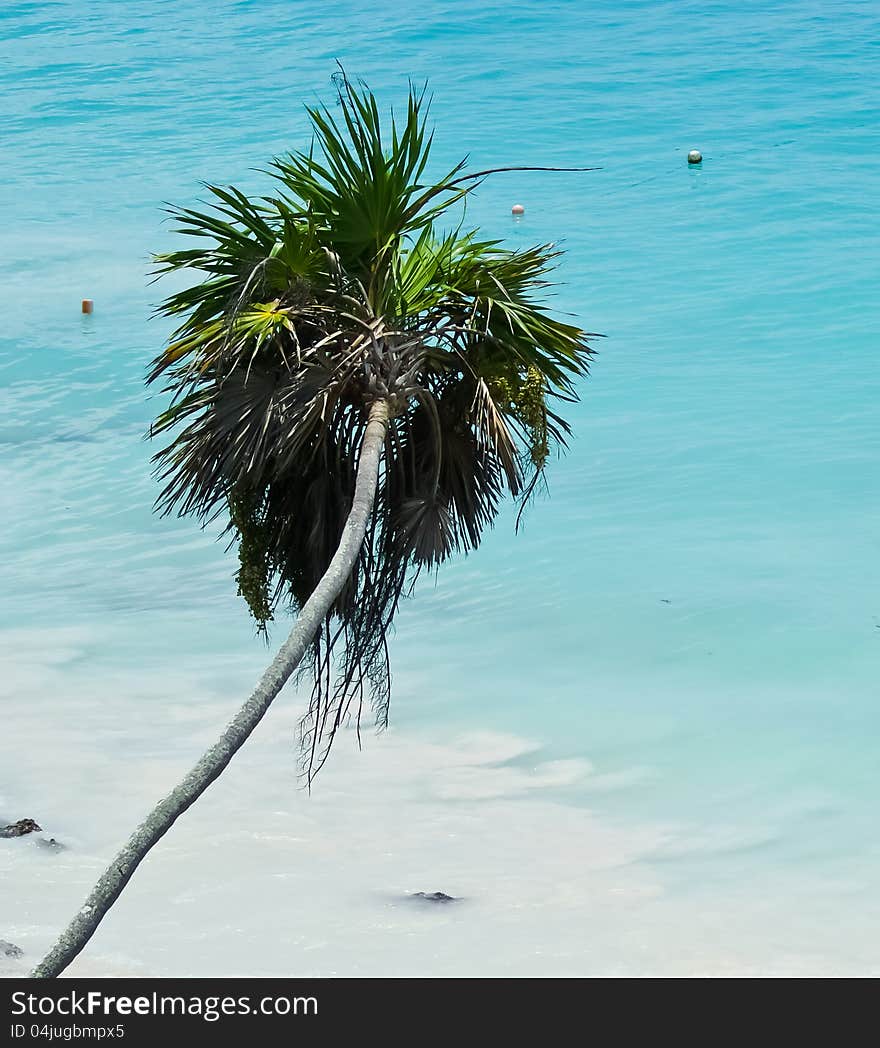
[32,400,390,979]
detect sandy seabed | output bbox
[1,624,875,978]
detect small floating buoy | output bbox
[687,149,703,165]
[511,203,525,216]
[81,299,94,314]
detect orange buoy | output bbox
[511,203,525,216]
[81,299,94,314]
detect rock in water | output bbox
[37,836,65,852]
[411,891,457,904]
[1,819,42,838]
[0,941,23,958]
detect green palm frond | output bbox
[150,71,598,776]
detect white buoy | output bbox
[511,203,525,216]
[687,149,703,165]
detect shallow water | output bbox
[1,0,879,976]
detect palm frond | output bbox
[149,71,599,779]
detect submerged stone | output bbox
[0,941,23,958]
[37,836,65,852]
[411,891,457,904]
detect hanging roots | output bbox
[294,508,409,786]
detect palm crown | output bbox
[150,74,596,772]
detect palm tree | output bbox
[32,74,597,978]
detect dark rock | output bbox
[411,891,457,904]
[37,836,65,852]
[1,819,42,839]
[0,941,23,959]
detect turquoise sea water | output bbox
[2,0,879,974]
